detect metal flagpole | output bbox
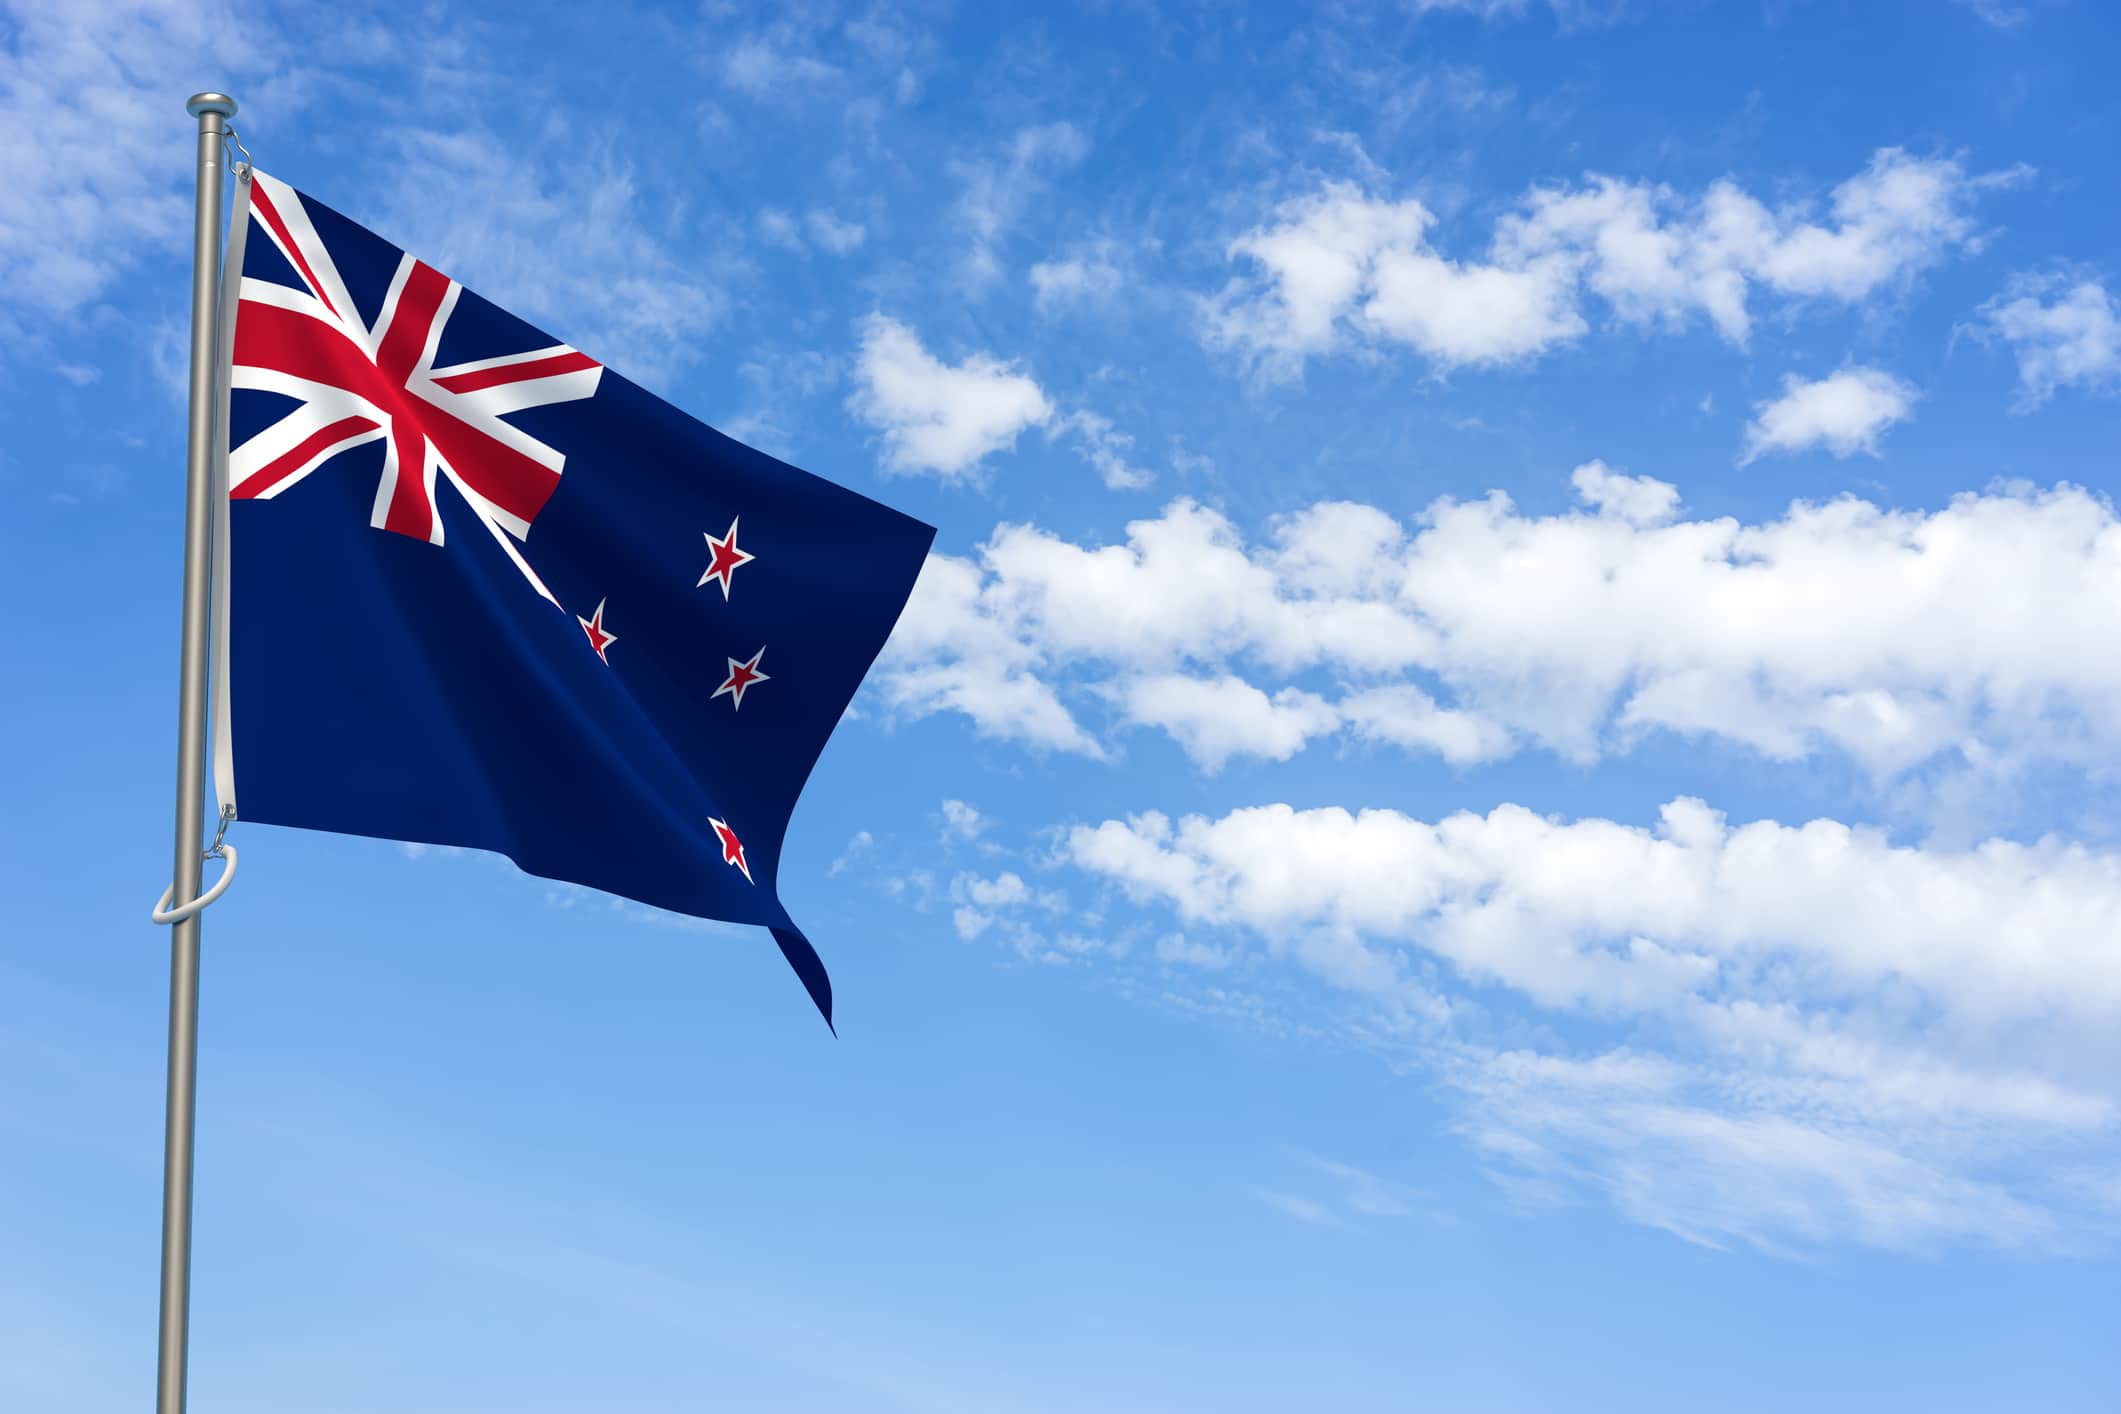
[157,89,236,1414]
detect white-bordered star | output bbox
[577,597,617,663]
[698,516,755,599]
[708,816,752,883]
[712,645,770,710]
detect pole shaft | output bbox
[158,95,231,1414]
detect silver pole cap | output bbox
[186,92,237,119]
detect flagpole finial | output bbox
[186,92,237,119]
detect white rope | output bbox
[151,843,237,926]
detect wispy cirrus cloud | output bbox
[1057,792,2121,1252]
[0,0,293,337]
[951,122,1090,291]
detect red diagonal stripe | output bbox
[236,301,392,404]
[432,350,598,394]
[421,408,562,527]
[231,415,378,499]
[250,183,339,319]
[376,262,451,386]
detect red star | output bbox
[713,645,770,710]
[698,516,755,599]
[576,597,617,663]
[708,816,752,883]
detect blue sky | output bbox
[5,0,2121,1409]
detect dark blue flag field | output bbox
[210,171,935,1025]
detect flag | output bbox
[209,171,935,1026]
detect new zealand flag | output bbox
[210,170,934,1027]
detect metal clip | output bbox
[223,127,254,182]
[207,804,235,859]
[150,809,240,925]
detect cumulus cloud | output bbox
[1209,149,2008,380]
[1116,674,1339,771]
[878,469,2121,785]
[849,315,1053,479]
[876,553,1105,756]
[1066,796,2121,1023]
[1740,366,1919,463]
[1976,275,2121,410]
[1061,793,2121,1250]
[1206,183,1582,375]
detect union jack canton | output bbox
[212,170,935,1026]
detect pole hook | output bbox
[222,127,253,182]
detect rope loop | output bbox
[151,838,238,926]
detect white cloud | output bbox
[1740,366,1918,463]
[806,207,866,253]
[1976,275,2121,410]
[1208,183,1580,376]
[1062,794,2121,1251]
[879,470,2121,787]
[1306,1156,1418,1219]
[1454,1048,2064,1254]
[1402,0,1635,16]
[1955,0,2029,29]
[947,870,1087,962]
[827,830,873,876]
[1055,410,1152,491]
[1338,685,1511,765]
[382,125,730,388]
[1067,795,2121,1023]
[1567,456,1680,524]
[757,207,866,256]
[1155,933,1233,970]
[1117,674,1340,771]
[940,799,987,841]
[35,12,728,388]
[1210,150,2006,379]
[757,207,804,250]
[1030,240,1129,311]
[848,315,1053,479]
[0,0,289,335]
[952,122,1090,289]
[720,35,841,96]
[1250,1189,1343,1227]
[877,553,1105,757]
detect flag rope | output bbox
[151,837,238,925]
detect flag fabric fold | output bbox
[211,170,934,1025]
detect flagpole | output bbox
[156,90,235,1414]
